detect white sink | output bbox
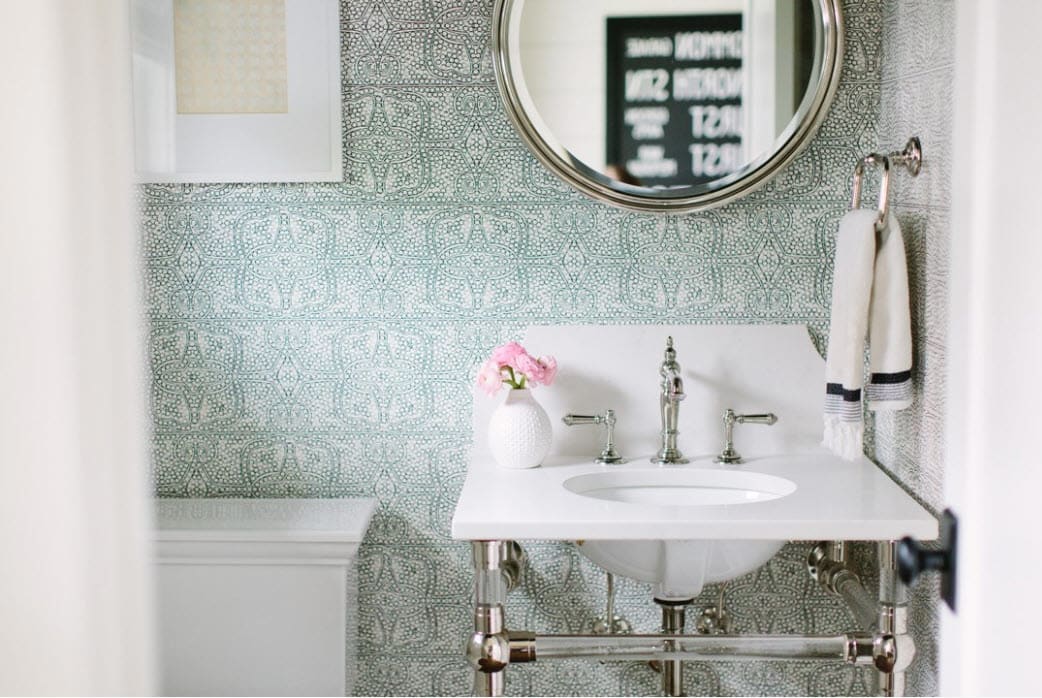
[453,452,938,600]
[563,468,797,600]
[453,326,939,603]
[563,469,796,507]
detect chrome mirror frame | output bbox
[492,0,844,213]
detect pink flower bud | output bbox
[475,359,503,397]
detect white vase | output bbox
[487,388,552,469]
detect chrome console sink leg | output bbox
[808,540,916,697]
[467,541,521,697]
[877,541,913,697]
[473,669,505,698]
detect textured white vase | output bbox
[487,388,552,469]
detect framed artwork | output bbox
[131,0,342,183]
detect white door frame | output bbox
[944,1,1042,694]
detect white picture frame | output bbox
[131,0,342,183]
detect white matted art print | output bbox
[131,0,342,183]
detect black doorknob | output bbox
[896,509,957,611]
[896,538,949,582]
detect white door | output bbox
[0,3,156,694]
[942,1,1042,694]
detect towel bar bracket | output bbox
[890,137,922,177]
[851,137,922,232]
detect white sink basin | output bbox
[563,467,797,600]
[563,469,796,507]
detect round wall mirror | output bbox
[493,0,843,212]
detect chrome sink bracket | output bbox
[652,337,688,465]
[467,541,525,697]
[562,410,625,464]
[807,542,916,698]
[715,409,778,464]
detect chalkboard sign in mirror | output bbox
[493,0,842,212]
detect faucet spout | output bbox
[652,337,689,465]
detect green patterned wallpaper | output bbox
[142,0,896,694]
[870,1,954,695]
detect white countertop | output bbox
[451,452,938,542]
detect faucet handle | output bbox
[715,408,778,464]
[562,409,625,464]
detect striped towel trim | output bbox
[866,370,913,408]
[825,383,862,423]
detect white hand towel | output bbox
[823,209,912,459]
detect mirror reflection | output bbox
[514,0,822,192]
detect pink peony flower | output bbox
[514,353,546,385]
[538,355,557,386]
[475,359,503,396]
[490,341,528,368]
[477,342,558,393]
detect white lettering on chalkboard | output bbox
[673,31,742,60]
[673,68,743,100]
[624,107,670,139]
[689,143,743,177]
[627,144,678,178]
[689,105,743,138]
[624,69,670,102]
[638,145,665,160]
[626,37,673,58]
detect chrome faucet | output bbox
[652,337,688,464]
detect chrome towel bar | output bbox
[851,137,922,232]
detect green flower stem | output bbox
[503,366,526,390]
